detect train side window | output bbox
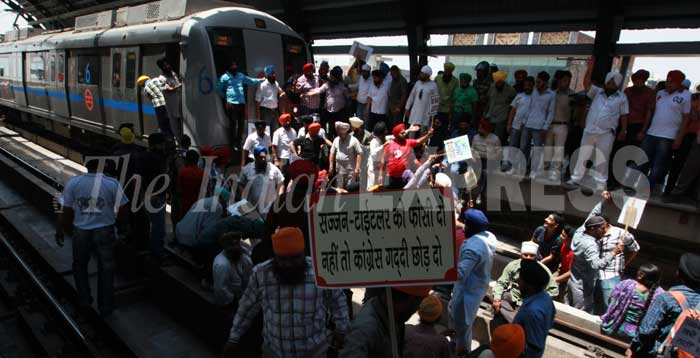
[77,55,100,85]
[50,55,56,82]
[0,56,7,77]
[57,55,64,82]
[112,53,121,87]
[29,54,45,81]
[126,52,136,88]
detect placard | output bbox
[429,94,440,117]
[617,196,647,229]
[349,41,374,63]
[309,188,457,288]
[443,134,473,163]
[671,318,700,357]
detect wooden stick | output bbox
[385,287,399,358]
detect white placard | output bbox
[464,167,479,190]
[429,94,440,117]
[617,196,647,229]
[671,318,700,357]
[349,41,374,63]
[443,134,473,163]
[309,188,457,288]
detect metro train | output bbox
[0,0,310,147]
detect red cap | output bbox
[308,123,321,135]
[667,70,685,86]
[303,63,314,73]
[479,119,494,132]
[392,123,405,137]
[514,70,528,80]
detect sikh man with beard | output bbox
[237,146,285,216]
[309,66,349,137]
[271,113,297,174]
[330,121,363,189]
[255,65,285,134]
[296,63,321,116]
[435,62,459,123]
[405,65,439,137]
[223,227,350,358]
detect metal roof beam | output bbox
[25,0,147,26]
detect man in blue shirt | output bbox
[216,61,264,151]
[629,253,700,358]
[513,259,556,358]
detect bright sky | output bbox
[1,3,699,88]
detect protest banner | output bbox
[444,134,472,163]
[308,188,457,288]
[349,41,374,63]
[429,94,440,117]
[617,196,647,230]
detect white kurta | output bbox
[405,80,439,127]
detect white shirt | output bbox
[255,79,282,109]
[405,80,439,127]
[331,135,363,173]
[175,197,223,247]
[62,173,128,230]
[368,82,390,114]
[158,71,182,118]
[510,93,533,130]
[647,89,692,139]
[584,85,629,135]
[242,132,272,159]
[357,76,373,104]
[212,248,253,306]
[238,162,284,215]
[272,127,297,160]
[368,137,385,169]
[524,89,556,130]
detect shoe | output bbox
[548,172,559,182]
[562,180,579,190]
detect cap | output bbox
[136,75,150,86]
[585,215,607,229]
[679,253,700,285]
[520,259,550,290]
[420,65,433,76]
[521,241,538,255]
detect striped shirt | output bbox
[597,226,639,280]
[228,257,350,356]
[144,79,166,108]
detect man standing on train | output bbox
[156,58,183,140]
[138,75,174,139]
[216,61,264,152]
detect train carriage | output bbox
[0,0,310,147]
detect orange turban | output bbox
[279,113,292,126]
[394,285,432,298]
[272,227,305,256]
[308,123,321,135]
[392,123,405,137]
[491,324,525,358]
[418,295,443,322]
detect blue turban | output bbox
[264,65,275,77]
[380,62,390,73]
[463,209,489,237]
[254,145,267,157]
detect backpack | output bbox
[658,291,700,358]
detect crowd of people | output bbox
[56,56,700,358]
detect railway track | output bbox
[0,126,629,358]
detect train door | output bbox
[26,51,51,111]
[107,47,141,135]
[123,49,141,136]
[13,52,27,107]
[48,50,69,119]
[140,45,167,137]
[242,30,281,132]
[0,54,13,103]
[69,49,105,126]
[102,48,122,131]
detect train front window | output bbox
[29,54,45,81]
[207,27,246,78]
[282,36,308,84]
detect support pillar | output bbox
[401,0,427,79]
[591,0,622,82]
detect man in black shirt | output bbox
[292,122,331,165]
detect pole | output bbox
[385,287,400,358]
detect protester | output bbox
[156,58,183,139]
[665,94,700,205]
[492,241,558,324]
[308,66,349,136]
[530,212,564,273]
[520,71,555,178]
[513,69,528,93]
[349,117,371,146]
[565,64,629,190]
[473,61,493,126]
[453,73,479,132]
[405,65,439,135]
[61,157,128,317]
[379,123,433,189]
[135,132,169,260]
[471,119,502,201]
[241,120,271,164]
[567,191,625,313]
[329,121,362,189]
[351,64,372,119]
[629,253,700,358]
[504,76,534,174]
[513,259,556,358]
[468,323,526,358]
[450,209,498,355]
[296,63,321,115]
[176,149,204,222]
[622,70,654,147]
[270,113,296,174]
[367,121,388,190]
[212,232,253,341]
[175,189,228,252]
[223,227,349,358]
[216,62,264,149]
[633,70,691,194]
[255,65,285,134]
[600,264,664,341]
[388,65,408,126]
[435,62,459,122]
[554,224,575,303]
[137,75,174,139]
[665,92,700,196]
[292,122,330,166]
[404,295,450,358]
[237,146,285,216]
[544,70,574,181]
[485,71,517,143]
[366,69,391,131]
[318,60,330,84]
[340,286,431,358]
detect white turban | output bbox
[605,72,623,88]
[349,117,364,128]
[434,173,452,188]
[335,121,351,133]
[420,65,433,76]
[361,64,371,71]
[521,241,539,255]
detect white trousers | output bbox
[544,124,569,171]
[570,131,615,185]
